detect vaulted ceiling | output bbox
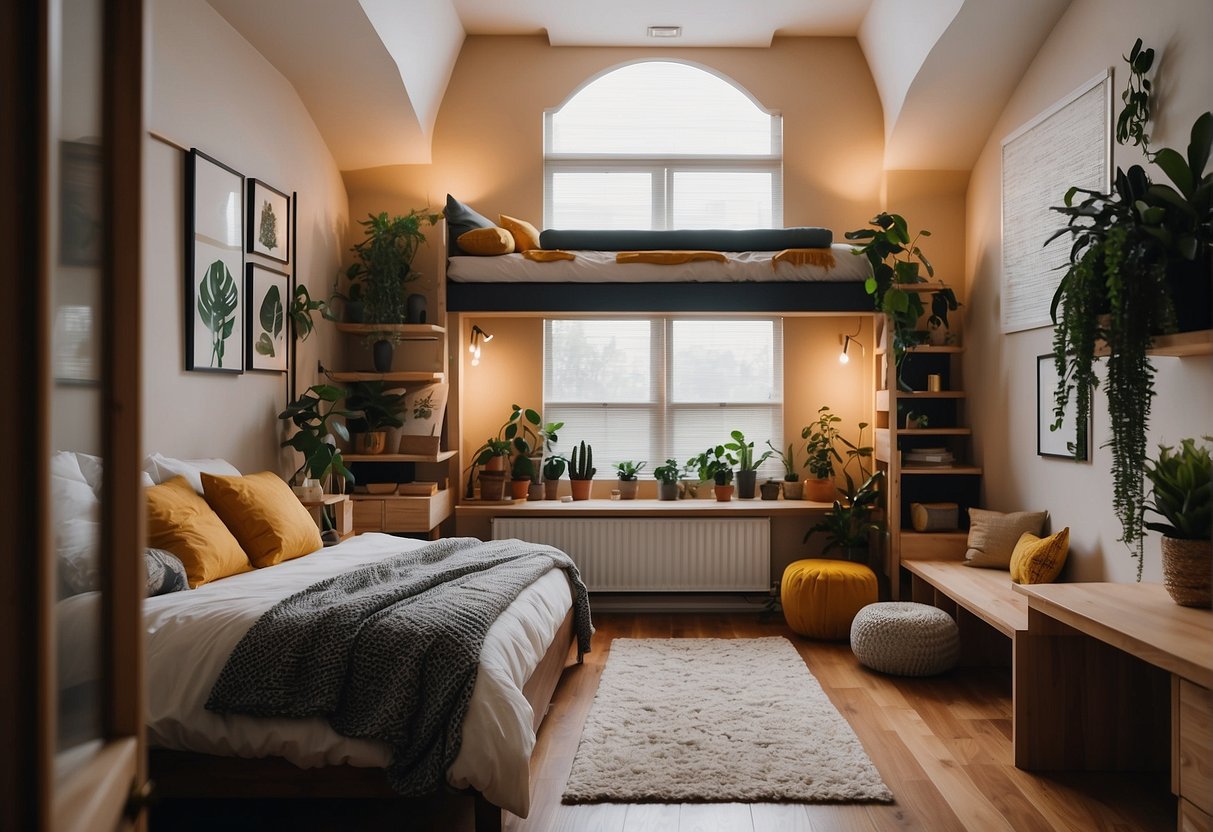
[206,0,1072,171]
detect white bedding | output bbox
[447,244,870,284]
[143,533,575,817]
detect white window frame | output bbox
[543,317,784,478]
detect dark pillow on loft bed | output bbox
[145,548,189,596]
[538,227,833,252]
[445,194,496,255]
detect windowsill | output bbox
[455,498,831,516]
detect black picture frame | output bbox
[246,264,290,373]
[186,149,244,373]
[247,178,290,264]
[1037,353,1089,460]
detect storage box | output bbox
[910,501,960,532]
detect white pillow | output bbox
[142,453,241,494]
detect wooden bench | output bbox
[902,558,1028,666]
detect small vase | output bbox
[804,478,835,503]
[928,324,948,346]
[544,479,561,500]
[354,431,386,454]
[759,480,782,500]
[406,293,427,324]
[782,480,804,500]
[714,484,734,502]
[736,470,757,499]
[509,478,531,500]
[478,470,506,501]
[372,339,394,373]
[657,481,679,501]
[1161,536,1212,608]
[618,479,640,500]
[570,479,593,501]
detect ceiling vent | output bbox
[646,26,682,39]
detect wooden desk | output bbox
[1014,583,1213,827]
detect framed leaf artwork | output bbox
[246,264,289,372]
[247,178,289,264]
[186,149,244,373]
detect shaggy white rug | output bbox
[562,637,893,804]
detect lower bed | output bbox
[144,533,577,819]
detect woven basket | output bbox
[1161,537,1212,609]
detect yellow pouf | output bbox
[781,558,879,640]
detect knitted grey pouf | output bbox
[850,602,960,676]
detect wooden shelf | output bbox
[898,427,972,436]
[343,450,457,463]
[902,466,983,476]
[334,323,445,338]
[327,371,444,383]
[907,345,963,354]
[897,390,966,399]
[899,531,968,561]
[1093,329,1212,357]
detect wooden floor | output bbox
[151,612,1175,831]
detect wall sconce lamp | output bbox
[469,325,493,367]
[839,324,864,365]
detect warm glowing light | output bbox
[838,350,850,364]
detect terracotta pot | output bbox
[354,431,386,454]
[618,479,640,500]
[509,478,532,500]
[478,470,506,501]
[570,479,593,501]
[714,484,734,502]
[782,480,804,500]
[759,480,782,501]
[484,455,506,472]
[736,470,757,499]
[657,481,679,501]
[1161,536,1212,608]
[544,479,561,500]
[804,477,836,503]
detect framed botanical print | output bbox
[247,178,289,264]
[246,264,289,372]
[1037,353,1090,460]
[186,149,244,373]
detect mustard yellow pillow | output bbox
[146,476,251,588]
[201,471,322,568]
[772,248,836,270]
[1010,528,1070,584]
[616,250,728,265]
[457,226,514,255]
[963,508,1048,569]
[499,214,541,253]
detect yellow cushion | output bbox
[616,250,728,265]
[772,248,836,270]
[522,249,575,262]
[1010,528,1070,584]
[201,471,323,568]
[457,226,514,256]
[963,508,1048,569]
[780,558,878,640]
[146,476,251,588]
[499,214,541,253]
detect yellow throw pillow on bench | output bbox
[457,226,515,256]
[202,471,323,568]
[499,214,541,253]
[1010,528,1070,584]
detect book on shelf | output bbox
[904,450,955,465]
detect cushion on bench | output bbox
[538,227,833,252]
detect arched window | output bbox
[544,61,782,229]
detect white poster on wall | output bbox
[1001,72,1111,333]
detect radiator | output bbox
[492,517,770,592]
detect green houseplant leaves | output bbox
[198,259,238,368]
[255,283,283,357]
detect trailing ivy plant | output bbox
[1048,38,1212,578]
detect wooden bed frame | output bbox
[149,608,577,832]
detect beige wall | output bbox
[143,0,349,475]
[965,0,1213,582]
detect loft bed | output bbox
[440,215,875,313]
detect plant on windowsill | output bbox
[704,445,738,502]
[1144,436,1212,608]
[845,213,958,391]
[614,461,646,500]
[278,384,356,490]
[766,440,803,500]
[1048,38,1213,580]
[653,459,681,501]
[802,405,843,503]
[724,430,771,500]
[542,455,567,500]
[684,451,714,498]
[344,381,406,455]
[465,437,511,500]
[509,454,535,500]
[805,421,884,564]
[569,441,596,501]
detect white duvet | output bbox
[143,533,575,817]
[447,243,871,283]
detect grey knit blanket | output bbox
[205,537,593,796]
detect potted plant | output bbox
[705,445,738,502]
[1048,39,1212,579]
[278,384,356,490]
[684,451,714,498]
[288,284,335,341]
[510,454,535,500]
[759,479,782,500]
[765,440,801,500]
[569,441,596,501]
[542,455,566,500]
[724,430,771,499]
[802,405,843,502]
[1144,436,1212,608]
[343,209,441,370]
[344,381,406,455]
[805,421,885,563]
[614,460,646,500]
[845,213,958,390]
[653,459,681,501]
[465,437,511,500]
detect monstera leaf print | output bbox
[256,284,283,357]
[198,259,238,367]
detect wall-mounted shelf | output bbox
[327,371,444,383]
[899,428,972,436]
[901,466,983,476]
[334,323,445,339]
[1092,329,1212,358]
[343,450,458,464]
